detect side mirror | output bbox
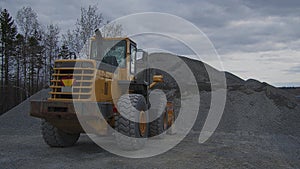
[137,49,148,63]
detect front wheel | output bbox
[114,94,148,150]
[41,120,80,147]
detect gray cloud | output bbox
[274,81,300,87]
[242,0,300,17]
[1,0,299,86]
[2,0,299,55]
[286,65,300,73]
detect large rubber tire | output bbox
[41,120,80,147]
[115,94,148,150]
[149,109,168,137]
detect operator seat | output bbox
[102,55,119,67]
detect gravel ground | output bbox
[1,131,300,169]
[1,89,300,169]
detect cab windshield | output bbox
[90,39,126,68]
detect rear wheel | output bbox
[41,120,80,147]
[115,94,149,150]
[149,109,168,137]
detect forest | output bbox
[0,5,122,114]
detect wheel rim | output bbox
[163,112,168,130]
[139,111,147,137]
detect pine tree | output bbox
[0,9,17,87]
[0,9,17,112]
[15,34,25,102]
[27,31,43,95]
[58,43,71,59]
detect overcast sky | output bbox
[1,0,300,87]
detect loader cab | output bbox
[89,33,141,81]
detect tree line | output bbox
[0,5,122,114]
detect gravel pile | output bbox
[195,89,300,136]
[0,89,49,135]
[142,53,300,137]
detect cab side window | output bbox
[130,44,137,74]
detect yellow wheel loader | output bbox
[30,30,175,150]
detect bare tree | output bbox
[43,24,59,84]
[77,5,103,46]
[16,7,39,40]
[63,5,104,55]
[62,28,82,56]
[16,7,40,95]
[101,22,123,38]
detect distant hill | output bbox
[280,87,300,98]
